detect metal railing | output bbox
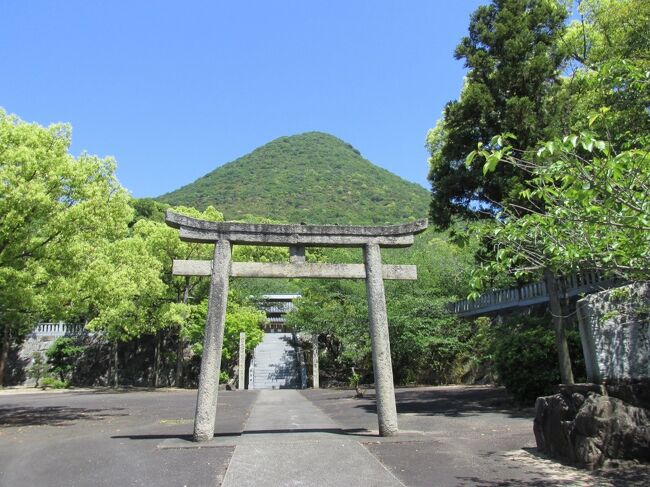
[451,271,619,317]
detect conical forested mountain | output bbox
[157,132,429,225]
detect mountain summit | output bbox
[157,132,429,225]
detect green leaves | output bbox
[159,132,430,225]
[465,133,516,175]
[470,120,650,291]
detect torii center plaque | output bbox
[165,210,427,441]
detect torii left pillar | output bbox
[193,239,231,442]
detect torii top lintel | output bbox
[165,210,427,248]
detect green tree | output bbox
[131,205,221,386]
[427,0,569,227]
[26,353,49,387]
[181,296,265,364]
[559,0,650,147]
[468,127,650,285]
[131,206,276,386]
[0,110,132,386]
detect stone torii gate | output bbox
[165,210,427,441]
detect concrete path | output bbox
[221,390,403,486]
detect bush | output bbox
[40,377,69,389]
[45,337,86,382]
[494,321,585,403]
[26,353,49,387]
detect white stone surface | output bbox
[577,282,650,382]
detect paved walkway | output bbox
[222,390,403,486]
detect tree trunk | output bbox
[175,276,191,387]
[0,326,9,387]
[544,269,575,385]
[175,331,184,387]
[113,340,119,388]
[154,332,161,388]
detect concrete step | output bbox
[249,332,301,390]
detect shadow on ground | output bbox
[455,477,579,486]
[112,427,370,441]
[457,448,650,487]
[346,386,534,419]
[0,405,128,427]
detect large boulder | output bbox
[534,388,650,467]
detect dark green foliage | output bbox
[130,198,169,225]
[45,337,85,381]
[493,318,586,403]
[494,326,559,402]
[26,353,49,387]
[428,0,568,227]
[389,297,471,384]
[158,132,429,225]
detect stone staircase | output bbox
[249,333,302,389]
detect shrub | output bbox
[40,377,69,389]
[494,321,585,403]
[45,337,86,382]
[26,353,50,387]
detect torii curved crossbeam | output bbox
[166,211,427,247]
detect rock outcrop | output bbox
[534,385,650,467]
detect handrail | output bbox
[451,271,620,317]
[30,323,86,337]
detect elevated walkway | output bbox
[451,271,620,317]
[248,333,303,389]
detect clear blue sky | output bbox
[1,1,485,198]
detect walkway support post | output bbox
[544,269,574,385]
[193,239,231,442]
[238,332,246,390]
[364,243,398,437]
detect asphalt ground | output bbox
[1,385,648,486]
[0,388,256,487]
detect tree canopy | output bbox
[428,0,569,227]
[0,110,135,383]
[459,0,650,289]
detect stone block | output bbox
[577,281,650,383]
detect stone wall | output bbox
[8,335,58,387]
[10,326,200,388]
[577,281,650,383]
[8,324,87,386]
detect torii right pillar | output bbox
[364,242,398,436]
